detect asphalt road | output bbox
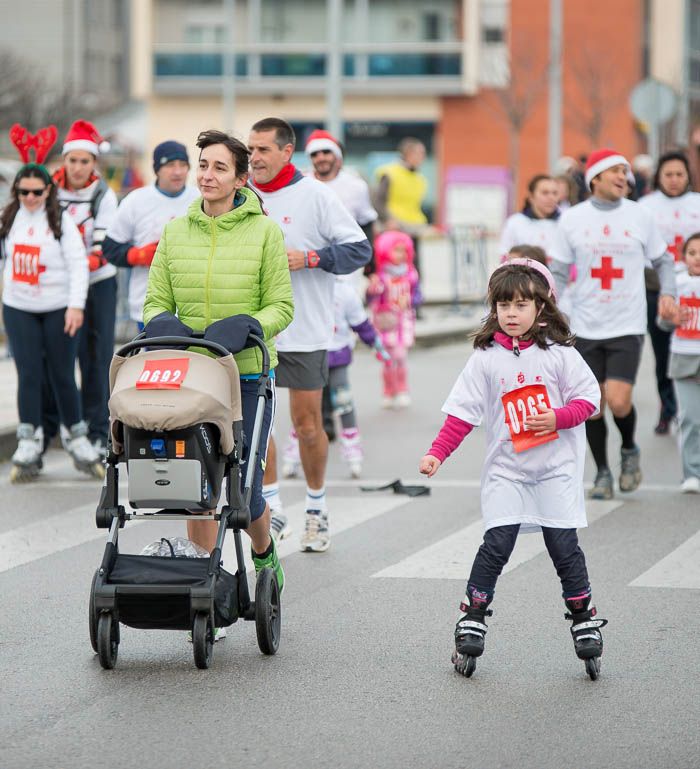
[1,339,698,769]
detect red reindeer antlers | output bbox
[9,124,58,164]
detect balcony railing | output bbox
[152,41,466,93]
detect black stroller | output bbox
[90,331,280,670]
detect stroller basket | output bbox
[101,554,239,630]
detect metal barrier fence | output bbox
[447,224,491,309]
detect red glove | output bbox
[127,241,159,267]
[88,248,107,272]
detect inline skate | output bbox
[452,586,493,678]
[65,421,105,479]
[282,429,300,478]
[10,424,43,483]
[340,427,363,478]
[564,591,608,680]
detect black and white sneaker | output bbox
[270,512,292,541]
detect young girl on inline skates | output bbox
[419,259,608,680]
[366,230,420,408]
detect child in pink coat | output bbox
[367,231,421,408]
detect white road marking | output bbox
[0,493,408,575]
[629,528,700,590]
[372,500,623,580]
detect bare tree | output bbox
[481,49,549,211]
[565,45,631,148]
[0,49,104,159]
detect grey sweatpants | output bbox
[675,377,700,480]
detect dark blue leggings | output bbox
[3,304,81,428]
[468,524,590,598]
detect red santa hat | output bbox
[305,129,342,159]
[584,148,633,190]
[62,119,111,156]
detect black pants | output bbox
[3,304,81,428]
[646,288,677,420]
[468,524,590,597]
[43,276,117,443]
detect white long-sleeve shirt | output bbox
[2,206,88,312]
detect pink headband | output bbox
[494,258,557,300]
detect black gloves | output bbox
[143,312,193,349]
[204,314,264,355]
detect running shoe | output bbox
[619,446,642,492]
[394,392,411,408]
[300,509,330,553]
[187,626,226,642]
[270,512,292,541]
[252,537,285,593]
[589,467,614,500]
[680,477,700,494]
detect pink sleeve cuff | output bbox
[427,414,473,463]
[553,399,596,430]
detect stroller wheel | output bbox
[97,613,119,670]
[255,568,281,655]
[192,612,214,669]
[89,570,99,653]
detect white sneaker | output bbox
[214,626,227,641]
[395,392,411,408]
[300,510,330,553]
[270,512,292,541]
[381,396,395,409]
[680,477,700,494]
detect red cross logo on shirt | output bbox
[591,256,624,290]
[667,235,684,263]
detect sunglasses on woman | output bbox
[17,187,47,197]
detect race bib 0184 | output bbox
[12,243,44,285]
[136,358,190,389]
[502,383,559,453]
[676,296,700,340]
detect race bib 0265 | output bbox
[676,296,700,340]
[136,358,190,389]
[502,383,559,453]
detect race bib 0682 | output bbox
[501,384,559,453]
[136,358,190,389]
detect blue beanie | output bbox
[153,140,189,173]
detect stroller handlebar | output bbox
[115,333,271,375]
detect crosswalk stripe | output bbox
[0,493,407,575]
[371,500,623,580]
[629,528,700,589]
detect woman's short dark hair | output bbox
[653,150,693,192]
[250,118,296,150]
[196,130,250,177]
[0,164,62,241]
[522,173,554,210]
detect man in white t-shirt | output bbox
[103,141,200,327]
[551,148,675,499]
[248,117,371,553]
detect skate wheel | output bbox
[585,657,600,681]
[192,612,213,669]
[453,653,477,678]
[10,465,39,483]
[255,567,281,655]
[97,612,119,670]
[91,462,106,480]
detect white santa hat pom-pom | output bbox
[99,140,111,154]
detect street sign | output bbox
[629,78,678,124]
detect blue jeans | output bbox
[3,304,81,428]
[468,524,590,597]
[43,277,117,443]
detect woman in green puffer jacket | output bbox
[142,129,293,595]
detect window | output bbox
[482,27,504,43]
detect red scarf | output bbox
[52,166,100,190]
[254,163,298,193]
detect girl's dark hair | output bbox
[522,173,553,211]
[507,244,548,265]
[473,264,575,350]
[0,164,62,240]
[683,231,700,255]
[653,150,693,193]
[196,129,250,177]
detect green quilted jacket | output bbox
[142,187,294,374]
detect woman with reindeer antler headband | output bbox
[1,124,104,483]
